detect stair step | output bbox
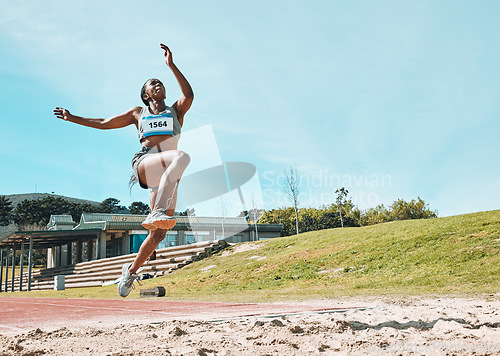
[2,240,227,292]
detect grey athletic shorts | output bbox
[131,146,161,189]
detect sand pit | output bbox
[0,296,499,355]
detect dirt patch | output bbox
[1,296,499,355]
[220,243,262,257]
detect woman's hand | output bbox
[53,107,73,121]
[161,43,174,67]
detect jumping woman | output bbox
[53,44,193,297]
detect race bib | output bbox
[142,112,174,137]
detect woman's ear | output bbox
[143,93,149,102]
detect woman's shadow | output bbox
[349,318,500,331]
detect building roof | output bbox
[0,213,283,249]
[47,215,76,230]
[0,229,102,249]
[74,213,262,231]
[74,213,146,231]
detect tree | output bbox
[67,202,98,222]
[0,196,14,226]
[318,211,341,230]
[389,197,437,221]
[259,196,436,234]
[11,195,138,230]
[259,207,296,236]
[300,209,319,233]
[359,197,437,225]
[14,196,73,227]
[98,198,121,213]
[360,204,390,226]
[217,196,231,238]
[129,201,151,215]
[335,187,349,228]
[283,166,300,235]
[248,194,263,241]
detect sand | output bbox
[1,295,499,355]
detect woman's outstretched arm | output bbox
[53,106,140,129]
[161,44,194,123]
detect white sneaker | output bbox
[117,263,140,298]
[141,212,158,231]
[151,209,177,230]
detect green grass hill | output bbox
[11,210,500,301]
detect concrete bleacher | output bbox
[3,240,227,292]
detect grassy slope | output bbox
[6,210,500,301]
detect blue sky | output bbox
[0,0,498,217]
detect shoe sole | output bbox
[118,284,131,298]
[152,218,176,230]
[118,263,133,297]
[142,221,158,231]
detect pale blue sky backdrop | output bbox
[1,1,498,217]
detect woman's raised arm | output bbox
[161,44,194,122]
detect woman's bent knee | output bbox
[176,150,190,167]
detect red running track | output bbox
[0,297,366,334]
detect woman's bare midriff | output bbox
[140,135,179,151]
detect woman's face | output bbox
[143,78,166,102]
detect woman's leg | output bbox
[129,228,166,274]
[148,185,178,216]
[129,150,189,274]
[139,150,190,211]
